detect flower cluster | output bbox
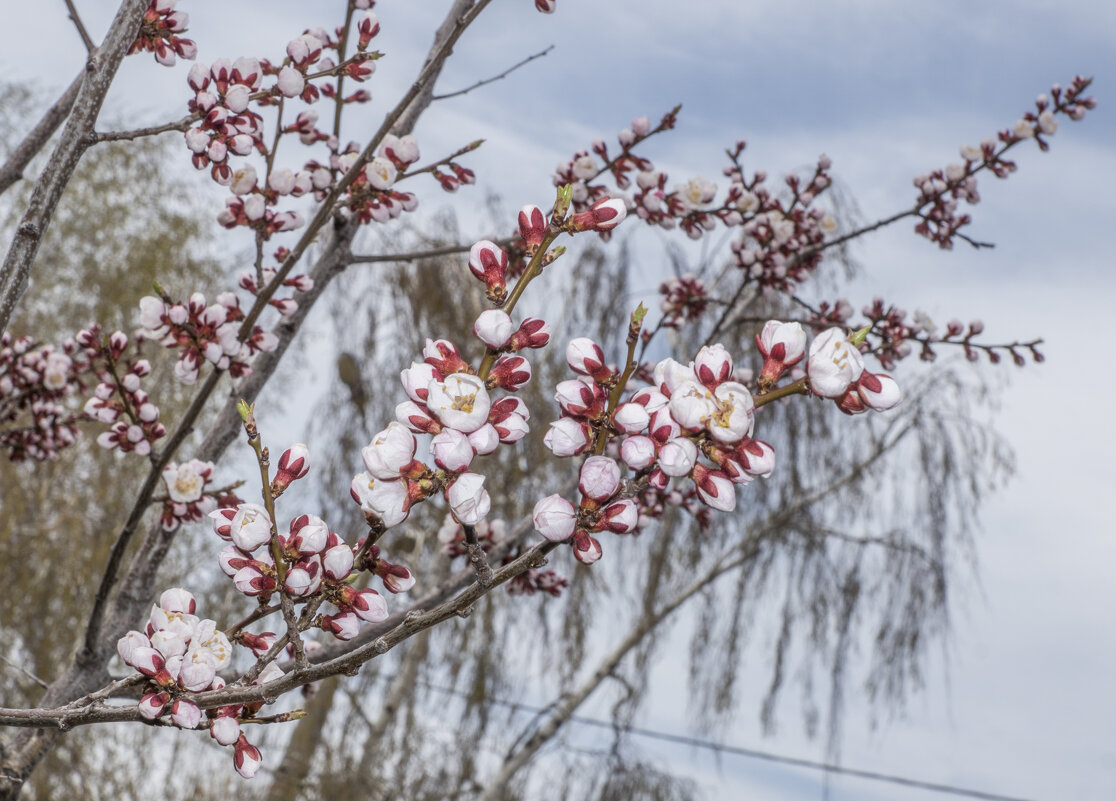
[0,332,89,461]
[657,273,709,330]
[127,0,196,67]
[76,327,166,456]
[535,325,902,559]
[352,268,550,530]
[117,589,278,778]
[807,297,1045,369]
[138,290,278,384]
[210,445,413,643]
[552,110,678,218]
[913,76,1094,249]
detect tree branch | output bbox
[63,0,96,53]
[0,0,148,333]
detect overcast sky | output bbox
[3,1,1115,799]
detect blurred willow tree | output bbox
[0,81,225,800]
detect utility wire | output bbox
[370,674,1040,801]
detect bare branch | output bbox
[0,657,48,691]
[433,45,554,101]
[63,0,96,53]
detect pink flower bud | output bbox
[127,646,166,678]
[757,320,807,384]
[276,66,305,97]
[138,692,169,720]
[474,310,515,349]
[734,438,776,478]
[381,564,415,593]
[494,412,529,443]
[431,428,475,472]
[284,558,322,598]
[602,499,638,533]
[518,204,547,246]
[692,464,736,512]
[272,444,310,492]
[647,408,682,443]
[535,0,557,13]
[159,587,196,615]
[117,630,150,665]
[395,400,441,435]
[322,611,361,640]
[446,472,491,525]
[233,734,263,778]
[620,435,657,469]
[612,402,650,434]
[400,361,437,402]
[573,532,603,564]
[543,418,592,457]
[693,343,733,389]
[508,318,551,351]
[362,422,417,479]
[579,455,621,501]
[233,564,276,597]
[322,543,355,581]
[218,545,252,576]
[658,436,697,477]
[468,240,508,294]
[171,699,202,729]
[555,377,604,417]
[652,358,698,396]
[533,494,577,541]
[807,328,864,398]
[856,371,901,411]
[468,423,500,455]
[423,339,469,375]
[357,11,381,48]
[489,355,532,391]
[343,586,389,622]
[211,715,240,746]
[565,337,610,381]
[569,197,627,232]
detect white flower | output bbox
[230,164,257,195]
[162,461,206,504]
[366,156,397,190]
[543,418,591,456]
[1038,109,1058,135]
[1012,118,1035,139]
[677,176,717,210]
[431,428,475,472]
[668,380,716,431]
[572,154,597,180]
[426,373,491,433]
[807,328,865,398]
[707,381,754,444]
[620,435,657,470]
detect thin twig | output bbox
[93,115,195,143]
[433,45,554,101]
[0,657,48,691]
[63,0,96,53]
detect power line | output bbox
[388,675,1040,801]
